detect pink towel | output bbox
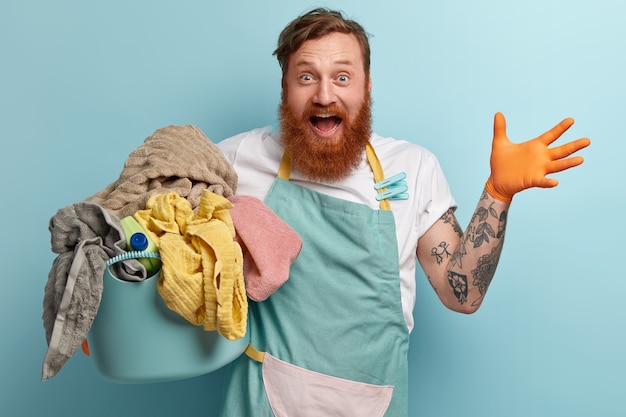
[228,196,302,301]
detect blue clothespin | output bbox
[389,192,409,201]
[374,172,409,201]
[374,172,407,190]
[376,183,408,201]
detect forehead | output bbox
[289,32,364,70]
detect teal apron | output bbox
[220,143,409,417]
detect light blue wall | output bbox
[1,0,623,416]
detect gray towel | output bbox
[42,202,145,381]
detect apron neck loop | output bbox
[365,142,391,211]
[278,150,292,180]
[277,143,392,211]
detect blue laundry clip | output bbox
[374,172,407,190]
[374,172,409,201]
[375,182,409,201]
[390,192,409,200]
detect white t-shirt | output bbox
[217,127,456,331]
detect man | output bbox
[216,8,590,416]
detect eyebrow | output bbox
[295,58,355,68]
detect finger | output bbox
[540,117,575,146]
[549,137,591,160]
[535,177,559,189]
[493,112,507,142]
[547,155,585,174]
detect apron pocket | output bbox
[262,353,393,417]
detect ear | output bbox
[367,76,372,92]
[281,67,290,90]
[278,76,286,101]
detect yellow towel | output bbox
[133,190,247,340]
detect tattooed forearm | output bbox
[447,201,508,308]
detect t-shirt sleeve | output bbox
[416,153,457,238]
[216,133,245,165]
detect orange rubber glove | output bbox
[485,112,591,202]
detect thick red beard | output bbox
[278,93,372,182]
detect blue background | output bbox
[1,0,623,416]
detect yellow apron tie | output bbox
[365,142,391,211]
[277,151,292,180]
[245,343,266,363]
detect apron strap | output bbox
[278,150,292,181]
[278,142,392,211]
[365,142,392,211]
[245,343,266,363]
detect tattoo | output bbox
[470,242,504,307]
[431,241,451,264]
[438,208,465,268]
[447,271,468,305]
[468,203,507,248]
[441,208,463,237]
[450,237,466,268]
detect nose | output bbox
[313,79,337,106]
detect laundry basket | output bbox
[87,265,249,384]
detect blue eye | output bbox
[338,75,349,82]
[301,74,313,81]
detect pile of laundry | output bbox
[42,125,302,381]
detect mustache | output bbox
[302,104,349,121]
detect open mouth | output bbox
[310,115,342,134]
